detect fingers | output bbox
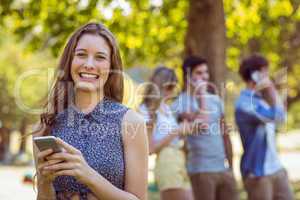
[37,149,53,163]
[46,152,78,162]
[38,159,63,171]
[178,121,194,135]
[44,162,74,171]
[55,138,81,155]
[54,169,76,177]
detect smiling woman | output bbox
[32,22,148,200]
[72,34,110,91]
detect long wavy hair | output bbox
[34,22,124,136]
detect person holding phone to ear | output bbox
[235,54,294,200]
[32,22,148,200]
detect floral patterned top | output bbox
[51,97,129,200]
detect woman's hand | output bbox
[43,138,96,185]
[37,148,63,185]
[178,112,196,122]
[177,121,196,136]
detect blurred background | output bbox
[0,0,300,199]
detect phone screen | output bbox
[34,136,62,153]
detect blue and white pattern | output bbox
[51,97,129,200]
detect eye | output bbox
[95,55,106,61]
[75,52,87,57]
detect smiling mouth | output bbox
[79,72,100,79]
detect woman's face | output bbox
[161,82,176,100]
[71,34,111,93]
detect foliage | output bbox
[0,30,55,129]
[0,0,187,68]
[0,0,300,129]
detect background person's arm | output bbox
[220,116,233,169]
[141,105,180,155]
[147,130,178,154]
[147,120,196,154]
[255,76,286,123]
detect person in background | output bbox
[235,54,294,200]
[172,56,239,200]
[138,66,194,200]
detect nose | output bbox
[84,56,96,70]
[203,73,209,81]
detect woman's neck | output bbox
[74,89,104,113]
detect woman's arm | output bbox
[122,109,149,200]
[142,107,178,155]
[146,121,177,154]
[88,109,149,200]
[147,120,197,154]
[87,109,149,200]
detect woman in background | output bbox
[138,66,194,200]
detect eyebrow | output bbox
[75,48,109,57]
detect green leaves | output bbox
[0,30,55,127]
[1,0,300,128]
[0,0,188,68]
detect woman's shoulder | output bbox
[137,104,149,115]
[105,98,129,112]
[121,109,147,146]
[97,98,129,119]
[123,109,145,125]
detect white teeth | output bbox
[79,73,99,79]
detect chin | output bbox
[75,82,100,92]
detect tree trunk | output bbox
[0,127,10,160]
[19,118,28,153]
[184,0,226,87]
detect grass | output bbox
[148,181,300,200]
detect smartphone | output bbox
[251,71,262,83]
[33,136,63,153]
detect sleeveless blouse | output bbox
[51,97,129,200]
[138,103,182,148]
